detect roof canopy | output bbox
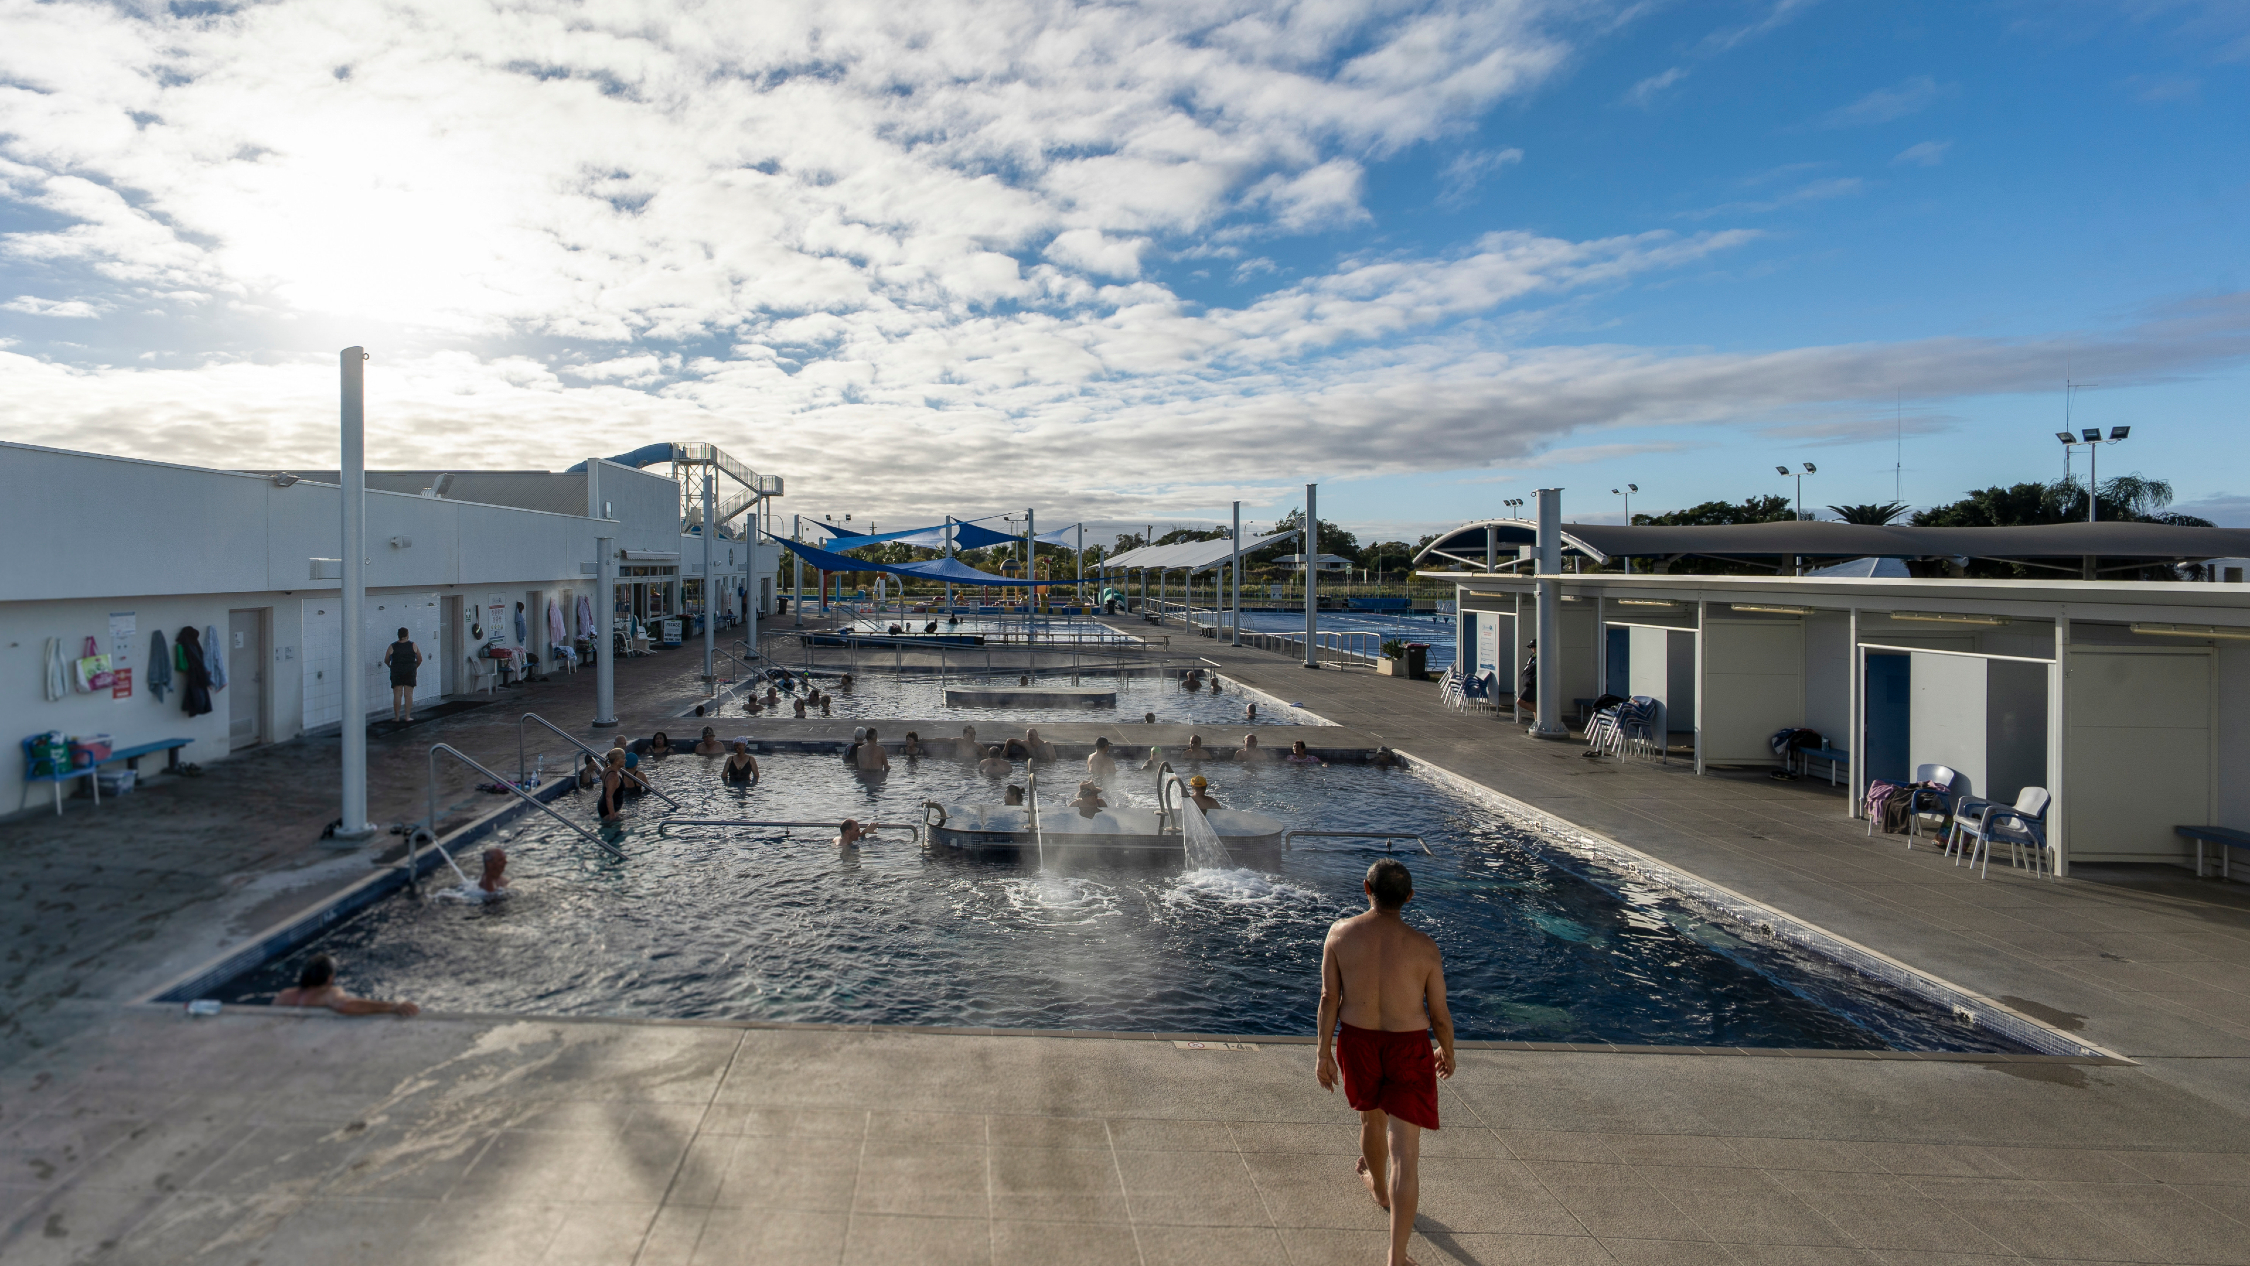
[1415,518,2250,573]
[778,537,1077,586]
[1103,529,1298,572]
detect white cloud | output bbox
[1892,140,1951,167]
[1624,67,1686,107]
[1438,148,1524,206]
[2,295,103,318]
[1042,229,1151,280]
[1814,76,1948,128]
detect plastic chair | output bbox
[1903,764,1963,849]
[1949,787,2053,879]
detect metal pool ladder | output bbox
[420,742,627,873]
[518,712,681,810]
[656,819,922,846]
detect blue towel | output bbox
[204,624,227,689]
[148,630,173,702]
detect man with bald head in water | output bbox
[1317,858,1456,1266]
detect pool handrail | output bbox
[1281,829,1433,856]
[656,818,921,846]
[517,712,680,810]
[425,741,627,862]
[1152,761,1184,833]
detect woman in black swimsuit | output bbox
[722,742,759,784]
[598,751,626,820]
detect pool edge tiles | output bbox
[126,1003,2132,1065]
[1392,748,2129,1063]
[140,776,580,1006]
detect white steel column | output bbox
[593,536,618,728]
[333,347,377,842]
[1847,607,1861,818]
[744,503,759,668]
[1026,508,1037,622]
[944,516,956,613]
[1530,488,1567,737]
[1076,523,1084,610]
[1304,483,1320,668]
[1692,600,1707,773]
[1230,500,1242,647]
[792,515,804,626]
[2051,614,2069,876]
[702,472,716,684]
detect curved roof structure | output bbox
[1415,518,2250,573]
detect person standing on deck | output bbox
[1317,859,1456,1266]
[382,627,422,723]
[1086,737,1117,786]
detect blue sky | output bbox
[1,0,2244,543]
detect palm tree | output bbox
[1826,501,1910,525]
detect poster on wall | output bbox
[108,611,135,665]
[111,668,132,699]
[1477,612,1501,677]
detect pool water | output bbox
[846,616,1141,643]
[1232,610,1458,669]
[218,759,2023,1053]
[718,668,1320,726]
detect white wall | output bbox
[2220,642,2250,831]
[1702,619,1805,765]
[2066,646,2215,864]
[1909,652,1988,796]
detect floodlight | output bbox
[2081,428,2100,442]
[1628,483,1638,492]
[2056,432,2075,444]
[1803,463,1816,473]
[2110,426,2130,441]
[1775,465,1789,475]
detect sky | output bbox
[1,0,2246,546]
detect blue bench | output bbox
[1797,746,1848,785]
[19,738,192,816]
[2177,824,2250,881]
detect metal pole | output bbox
[945,516,955,613]
[702,471,716,684]
[1076,522,1084,610]
[744,495,759,667]
[1026,508,1036,623]
[593,535,617,728]
[1304,483,1319,668]
[333,347,377,842]
[1485,524,1495,573]
[1530,487,1566,737]
[792,514,803,627]
[1230,500,1241,647]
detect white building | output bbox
[1,442,779,814]
[1419,518,2250,877]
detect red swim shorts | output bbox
[1335,1022,1440,1130]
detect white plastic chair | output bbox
[1904,764,1964,849]
[1949,787,2053,879]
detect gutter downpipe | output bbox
[1530,488,1568,738]
[333,346,378,843]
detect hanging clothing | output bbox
[44,637,69,701]
[148,630,173,702]
[576,595,595,638]
[547,598,566,647]
[175,626,214,718]
[515,607,528,645]
[204,624,227,689]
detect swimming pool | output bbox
[710,668,1321,726]
[213,758,2025,1053]
[844,616,1141,643]
[1232,610,1458,668]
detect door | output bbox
[227,609,266,750]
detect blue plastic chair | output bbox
[1949,787,2053,879]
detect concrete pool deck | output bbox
[4,622,2250,1262]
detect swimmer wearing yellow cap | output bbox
[1186,774,1221,814]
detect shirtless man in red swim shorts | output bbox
[1316,858,1456,1266]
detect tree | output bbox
[1633,494,1796,527]
[1910,474,2208,528]
[1252,508,1360,564]
[1827,501,1910,525]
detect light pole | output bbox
[2079,426,2130,521]
[1611,483,1638,573]
[1776,463,1816,520]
